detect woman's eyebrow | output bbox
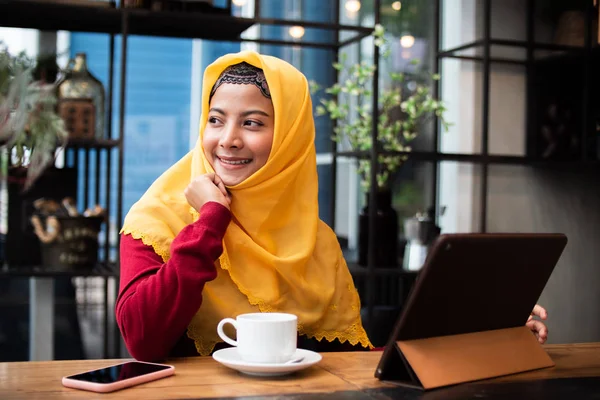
[209,107,226,115]
[210,107,270,118]
[240,110,270,118]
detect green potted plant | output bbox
[310,25,450,267]
[0,43,68,191]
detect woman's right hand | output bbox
[185,173,231,212]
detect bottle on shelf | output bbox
[402,207,441,272]
[57,53,105,141]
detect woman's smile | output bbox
[217,155,253,167]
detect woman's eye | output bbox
[208,116,220,124]
[244,120,263,127]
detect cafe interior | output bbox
[1,0,600,398]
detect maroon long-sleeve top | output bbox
[116,201,229,361]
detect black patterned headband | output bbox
[209,62,271,100]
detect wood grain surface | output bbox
[1,343,599,399]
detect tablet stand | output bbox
[376,326,554,390]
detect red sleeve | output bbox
[116,201,231,362]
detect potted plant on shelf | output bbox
[0,43,68,191]
[310,25,450,267]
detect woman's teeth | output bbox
[220,158,251,165]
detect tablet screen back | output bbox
[392,233,567,342]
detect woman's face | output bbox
[203,83,275,186]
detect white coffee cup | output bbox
[217,312,298,364]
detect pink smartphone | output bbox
[62,361,175,393]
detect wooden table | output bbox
[2,343,600,399]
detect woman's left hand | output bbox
[526,304,549,344]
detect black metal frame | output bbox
[346,0,599,336]
[365,0,382,339]
[432,0,598,235]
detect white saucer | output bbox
[212,348,322,377]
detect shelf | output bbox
[0,0,121,35]
[437,39,587,58]
[533,46,600,64]
[438,54,527,66]
[0,0,253,40]
[0,0,372,47]
[65,138,121,149]
[0,262,119,278]
[348,264,419,277]
[126,7,253,40]
[336,150,600,169]
[491,39,586,53]
[343,248,410,275]
[435,38,596,66]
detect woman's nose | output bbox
[219,124,243,149]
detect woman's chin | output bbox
[218,172,247,187]
[214,162,259,186]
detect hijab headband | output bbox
[209,61,271,100]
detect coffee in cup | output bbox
[217,312,297,364]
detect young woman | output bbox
[116,51,549,362]
[117,51,373,361]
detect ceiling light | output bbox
[400,34,415,48]
[232,0,246,6]
[345,0,361,13]
[289,26,305,39]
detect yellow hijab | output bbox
[121,50,372,355]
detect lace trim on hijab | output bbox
[120,228,170,263]
[185,232,373,356]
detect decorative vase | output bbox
[402,211,441,271]
[358,189,399,267]
[57,53,105,140]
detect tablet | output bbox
[375,232,567,381]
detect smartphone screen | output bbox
[65,362,171,384]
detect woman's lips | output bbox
[217,156,252,169]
